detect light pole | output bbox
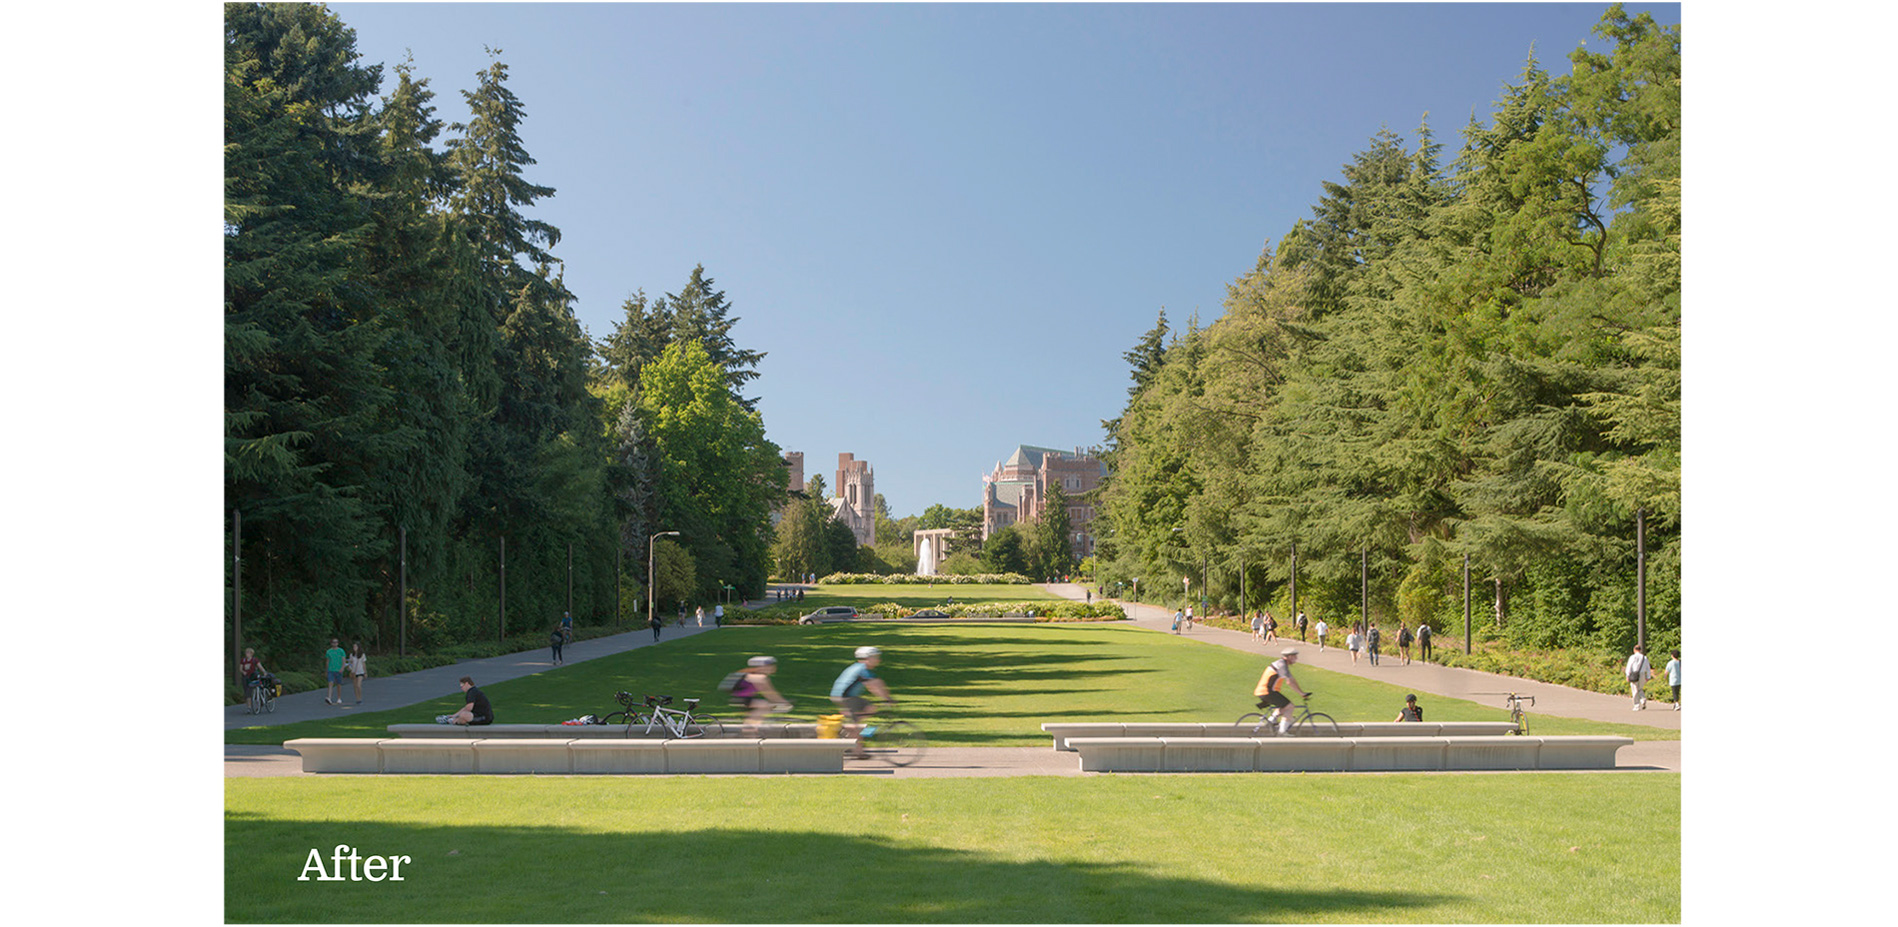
[648,530,680,632]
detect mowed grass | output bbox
[227,773,1680,923]
[227,623,1672,745]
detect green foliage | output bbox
[1096,7,1681,659]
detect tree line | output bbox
[1093,6,1680,655]
[226,4,782,671]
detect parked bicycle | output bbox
[601,692,724,738]
[1236,694,1339,737]
[1503,692,1534,735]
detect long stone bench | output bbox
[387,722,821,739]
[1041,721,1520,751]
[1063,735,1630,773]
[284,736,856,774]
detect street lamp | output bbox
[648,530,680,631]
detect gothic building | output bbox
[981,445,1105,560]
[830,452,875,546]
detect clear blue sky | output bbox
[329,2,1679,519]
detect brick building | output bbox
[981,445,1105,561]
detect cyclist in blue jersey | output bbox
[830,646,894,749]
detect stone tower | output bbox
[832,452,875,547]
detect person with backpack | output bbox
[727,656,792,734]
[1625,645,1653,710]
[1396,624,1413,665]
[1394,693,1424,722]
[1417,622,1433,662]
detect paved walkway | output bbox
[226,582,1678,776]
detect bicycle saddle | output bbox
[683,698,700,709]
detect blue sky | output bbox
[328,2,1679,519]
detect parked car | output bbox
[797,606,861,625]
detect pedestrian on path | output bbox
[1662,649,1681,710]
[1315,618,1328,651]
[1171,609,1183,634]
[714,603,724,626]
[1417,622,1432,662]
[347,642,367,704]
[1624,645,1652,710]
[323,638,346,705]
[549,625,565,665]
[651,612,663,642]
[1346,628,1362,664]
[1264,612,1276,642]
[1251,612,1264,641]
[1367,624,1381,666]
[1296,611,1308,642]
[1396,623,1413,665]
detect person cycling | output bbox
[830,646,893,750]
[1253,648,1311,736]
[732,656,792,734]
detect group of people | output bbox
[1623,645,1682,710]
[1334,621,1430,667]
[723,646,893,756]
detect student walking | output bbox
[1625,645,1652,710]
[1396,624,1413,666]
[1366,624,1382,666]
[1315,618,1328,651]
[1346,628,1362,664]
[1417,623,1433,662]
[1662,649,1681,709]
[323,638,346,706]
[346,642,367,704]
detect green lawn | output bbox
[227,774,1680,923]
[228,623,1675,745]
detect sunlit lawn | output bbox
[228,622,1674,745]
[228,773,1680,923]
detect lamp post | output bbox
[647,531,680,632]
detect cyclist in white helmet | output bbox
[731,656,792,734]
[830,646,894,749]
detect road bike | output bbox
[821,702,927,766]
[1236,695,1339,737]
[601,691,724,738]
[1503,692,1534,734]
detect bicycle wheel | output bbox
[247,686,263,715]
[682,715,724,739]
[600,710,630,726]
[1290,711,1339,737]
[866,720,926,766]
[1234,712,1268,734]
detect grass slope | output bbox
[228,623,1674,745]
[228,774,1680,923]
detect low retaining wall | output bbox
[1064,735,1630,772]
[284,736,855,774]
[386,722,818,739]
[1041,721,1520,751]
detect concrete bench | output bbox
[283,738,386,773]
[1064,735,1631,773]
[286,736,858,775]
[388,722,821,739]
[1043,721,1520,751]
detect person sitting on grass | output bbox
[1395,693,1424,722]
[436,676,493,726]
[1253,648,1311,736]
[733,656,792,734]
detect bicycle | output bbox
[1236,695,1339,737]
[245,675,278,715]
[605,692,725,738]
[1503,692,1534,735]
[824,702,927,766]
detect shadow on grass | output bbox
[226,818,1457,923]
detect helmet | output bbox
[1281,648,1300,659]
[748,656,776,667]
[854,646,881,660]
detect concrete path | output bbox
[1041,583,1681,732]
[225,582,1678,777]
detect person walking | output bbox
[1624,645,1653,710]
[1366,624,1382,666]
[1346,628,1362,664]
[1417,622,1433,662]
[695,605,706,627]
[1264,612,1276,642]
[1315,617,1328,651]
[1663,649,1682,709]
[323,638,346,706]
[346,642,367,704]
[1296,611,1308,642]
[549,625,565,665]
[714,603,724,626]
[651,611,663,642]
[1396,623,1413,666]
[1171,609,1182,634]
[1251,612,1264,641]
